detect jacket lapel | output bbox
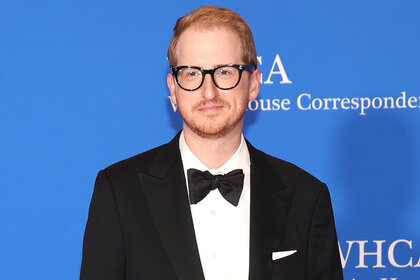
[136,135,294,280]
[137,134,205,280]
[247,141,295,280]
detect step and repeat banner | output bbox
[1,0,419,279]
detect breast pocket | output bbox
[271,251,300,279]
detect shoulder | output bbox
[103,144,166,175]
[101,132,181,179]
[248,142,327,194]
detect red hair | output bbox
[167,5,257,68]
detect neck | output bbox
[183,123,243,169]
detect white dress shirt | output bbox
[179,132,251,280]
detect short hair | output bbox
[167,5,257,68]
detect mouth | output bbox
[197,104,225,113]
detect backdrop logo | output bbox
[168,54,291,112]
[168,54,419,115]
[339,239,420,280]
[257,54,292,85]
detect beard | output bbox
[178,98,247,140]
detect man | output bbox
[80,5,343,280]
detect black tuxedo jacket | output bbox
[80,133,343,280]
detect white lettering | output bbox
[168,96,177,112]
[351,97,360,109]
[332,98,340,110]
[415,257,420,267]
[257,56,263,84]
[297,93,311,110]
[248,98,291,111]
[383,97,395,109]
[281,98,291,111]
[408,96,418,108]
[341,97,350,109]
[323,98,332,110]
[396,91,407,108]
[260,99,272,111]
[264,54,292,84]
[248,99,259,111]
[312,98,322,110]
[339,241,356,269]
[388,239,413,268]
[372,97,383,109]
[356,240,386,268]
[272,99,280,111]
[360,97,371,116]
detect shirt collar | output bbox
[179,131,250,175]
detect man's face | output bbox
[167,26,260,139]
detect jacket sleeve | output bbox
[306,185,343,280]
[80,170,125,280]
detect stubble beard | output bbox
[178,98,247,140]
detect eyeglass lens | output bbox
[177,66,240,90]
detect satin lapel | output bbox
[247,141,295,280]
[138,134,205,280]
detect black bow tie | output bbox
[187,168,244,206]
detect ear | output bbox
[167,73,177,105]
[248,68,261,101]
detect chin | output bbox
[190,126,230,139]
[179,104,246,139]
[186,117,243,139]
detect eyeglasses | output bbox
[171,64,255,91]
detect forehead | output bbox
[175,26,243,68]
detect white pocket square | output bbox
[272,250,297,260]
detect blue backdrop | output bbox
[1,0,419,279]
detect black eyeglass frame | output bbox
[171,64,256,91]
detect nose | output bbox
[201,73,219,100]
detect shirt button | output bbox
[212,252,217,258]
[210,210,216,216]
